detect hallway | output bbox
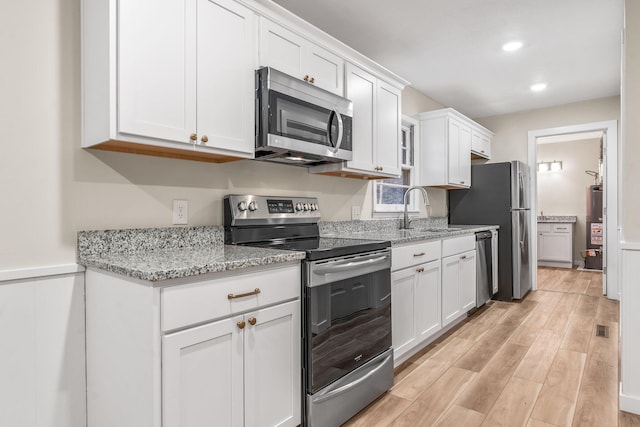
[345,267,640,426]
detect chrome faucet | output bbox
[403,186,430,229]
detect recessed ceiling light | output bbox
[530,83,547,92]
[502,41,523,52]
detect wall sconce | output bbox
[537,160,563,172]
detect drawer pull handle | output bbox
[228,288,261,300]
[237,321,246,329]
[248,317,257,326]
[416,267,425,273]
[413,252,426,257]
[461,255,467,260]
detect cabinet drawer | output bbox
[442,235,475,257]
[552,224,572,233]
[392,240,441,271]
[161,265,300,331]
[537,223,552,232]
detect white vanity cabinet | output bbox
[391,241,442,365]
[417,108,494,188]
[86,263,301,427]
[441,236,477,327]
[259,18,344,95]
[82,0,257,163]
[537,222,574,268]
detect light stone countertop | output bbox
[537,216,578,223]
[322,224,499,245]
[77,226,305,282]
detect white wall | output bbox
[537,138,601,262]
[476,96,620,164]
[620,0,640,415]
[0,271,86,427]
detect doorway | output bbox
[528,120,618,300]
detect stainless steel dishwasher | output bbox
[476,231,496,306]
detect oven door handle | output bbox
[312,254,389,275]
[312,351,393,404]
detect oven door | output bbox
[305,249,392,394]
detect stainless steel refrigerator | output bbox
[449,161,531,301]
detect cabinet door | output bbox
[415,260,442,340]
[538,232,572,262]
[376,80,402,176]
[196,0,255,155]
[441,255,461,327]
[118,0,196,143]
[306,44,344,95]
[163,316,244,427]
[391,268,417,359]
[345,64,376,172]
[259,18,305,79]
[459,250,477,312]
[471,130,491,159]
[447,119,471,187]
[244,300,301,427]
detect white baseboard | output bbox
[620,389,640,415]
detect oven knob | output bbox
[309,204,315,211]
[303,203,309,211]
[248,201,258,211]
[238,201,248,211]
[295,203,302,211]
[313,203,319,211]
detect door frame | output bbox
[527,120,619,299]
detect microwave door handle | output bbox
[326,107,344,154]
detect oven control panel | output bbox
[224,194,321,225]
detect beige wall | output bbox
[623,0,640,241]
[477,96,620,164]
[0,0,448,270]
[537,139,601,261]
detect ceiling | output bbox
[272,0,624,119]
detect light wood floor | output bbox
[344,267,640,427]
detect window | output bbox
[374,116,419,213]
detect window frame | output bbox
[373,115,420,214]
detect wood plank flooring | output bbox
[344,267,640,427]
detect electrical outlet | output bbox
[351,206,361,220]
[172,200,188,225]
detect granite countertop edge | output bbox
[322,225,499,246]
[79,245,306,283]
[537,216,578,223]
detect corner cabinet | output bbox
[310,63,402,179]
[85,263,301,427]
[82,0,256,163]
[417,108,494,189]
[258,18,344,95]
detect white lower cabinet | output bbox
[537,222,574,268]
[442,250,476,327]
[86,263,301,427]
[391,235,477,366]
[391,260,441,360]
[162,300,300,427]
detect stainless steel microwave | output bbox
[255,67,353,166]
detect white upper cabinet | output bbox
[418,108,493,188]
[259,18,344,95]
[83,0,256,162]
[471,128,492,159]
[310,63,401,179]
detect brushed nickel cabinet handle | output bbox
[228,288,261,300]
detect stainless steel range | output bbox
[224,194,394,427]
